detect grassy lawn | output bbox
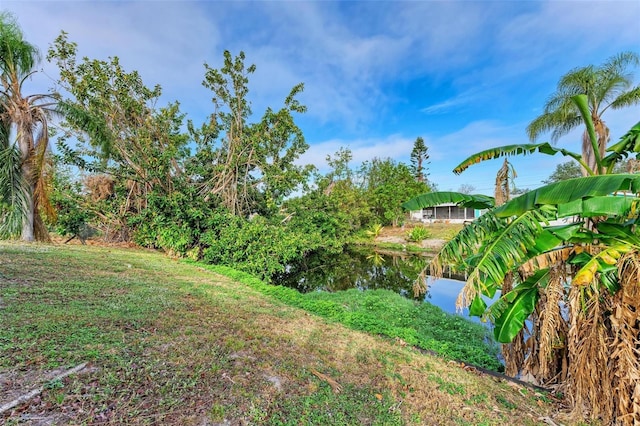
[1,241,563,425]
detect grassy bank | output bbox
[204,265,502,371]
[1,241,562,425]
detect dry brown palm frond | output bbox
[33,210,50,242]
[428,255,445,279]
[536,266,568,383]
[412,269,428,298]
[609,252,640,425]
[32,143,56,225]
[566,283,613,423]
[502,331,526,378]
[494,158,515,206]
[520,248,572,275]
[85,174,115,201]
[455,282,477,313]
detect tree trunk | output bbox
[20,184,35,242]
[18,120,35,242]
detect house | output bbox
[409,203,481,224]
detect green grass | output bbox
[202,264,502,370]
[1,241,561,425]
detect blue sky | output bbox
[4,0,640,195]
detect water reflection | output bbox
[273,246,469,315]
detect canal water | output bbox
[273,246,478,318]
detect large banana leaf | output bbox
[557,195,640,218]
[453,143,584,174]
[528,222,583,255]
[494,174,640,218]
[489,269,548,343]
[596,221,640,247]
[402,191,495,210]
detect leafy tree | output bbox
[404,96,640,423]
[325,146,353,183]
[542,160,582,184]
[359,157,429,226]
[410,136,429,183]
[48,32,189,241]
[0,12,57,241]
[544,160,633,184]
[527,51,640,174]
[48,159,92,243]
[191,50,312,217]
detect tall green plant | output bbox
[190,50,313,217]
[0,12,57,241]
[48,32,189,241]
[403,95,640,423]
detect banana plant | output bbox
[403,94,640,423]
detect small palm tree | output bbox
[0,12,57,241]
[527,51,640,174]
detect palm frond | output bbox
[0,145,28,238]
[608,85,640,110]
[601,51,640,77]
[550,114,583,144]
[0,12,41,79]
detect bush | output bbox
[365,224,384,238]
[405,225,430,242]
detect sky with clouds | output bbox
[4,0,640,194]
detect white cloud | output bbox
[297,134,415,172]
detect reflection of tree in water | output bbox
[271,247,429,299]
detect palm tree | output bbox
[527,51,640,175]
[0,12,57,241]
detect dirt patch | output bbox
[49,234,139,249]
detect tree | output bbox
[319,147,372,230]
[48,32,189,241]
[190,51,312,217]
[542,161,582,184]
[404,97,640,423]
[410,136,429,183]
[457,184,476,194]
[0,12,57,241]
[527,52,640,175]
[359,158,429,226]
